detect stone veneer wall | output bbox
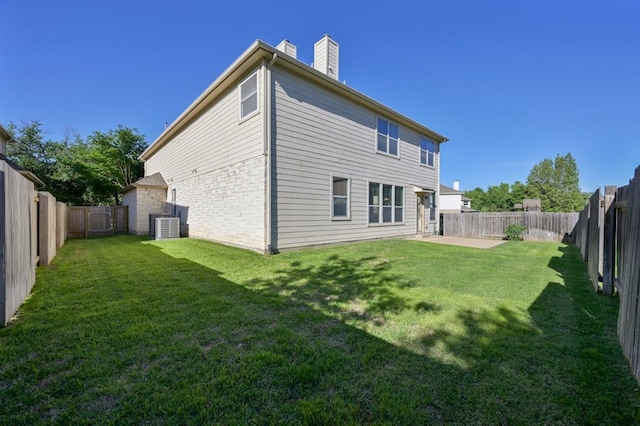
[123,187,167,235]
[168,156,266,252]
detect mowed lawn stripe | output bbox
[0,235,637,424]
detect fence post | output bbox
[84,207,89,238]
[603,185,616,295]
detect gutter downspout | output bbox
[436,141,442,236]
[265,53,278,254]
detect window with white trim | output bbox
[428,192,437,221]
[376,117,399,156]
[420,137,436,167]
[239,72,258,119]
[332,176,350,219]
[368,182,404,224]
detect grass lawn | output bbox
[1,235,639,424]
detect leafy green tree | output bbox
[462,187,486,210]
[6,121,88,204]
[6,120,52,179]
[6,121,146,205]
[484,183,512,211]
[526,153,587,212]
[509,181,529,207]
[464,183,522,212]
[82,126,147,204]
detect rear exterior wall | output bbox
[271,66,440,250]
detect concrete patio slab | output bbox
[411,235,506,249]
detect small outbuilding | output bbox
[121,172,168,235]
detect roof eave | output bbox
[141,40,449,161]
[141,40,272,160]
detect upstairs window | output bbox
[240,72,258,119]
[332,176,350,219]
[420,137,436,167]
[377,117,399,156]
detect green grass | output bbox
[1,235,639,424]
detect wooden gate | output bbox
[67,206,128,238]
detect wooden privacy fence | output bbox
[1,158,66,324]
[442,212,579,242]
[67,206,128,238]
[573,164,640,384]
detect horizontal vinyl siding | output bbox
[272,67,439,249]
[145,67,266,251]
[146,69,264,182]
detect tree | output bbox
[6,121,146,205]
[463,183,526,212]
[484,183,512,211]
[6,120,52,179]
[509,181,529,207]
[6,121,89,204]
[78,126,146,204]
[526,153,587,212]
[462,187,487,211]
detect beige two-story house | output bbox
[131,36,449,253]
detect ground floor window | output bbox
[369,182,404,224]
[428,192,437,221]
[331,176,350,219]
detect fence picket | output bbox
[572,165,640,383]
[67,206,128,238]
[442,212,578,242]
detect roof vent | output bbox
[313,35,339,80]
[276,39,297,59]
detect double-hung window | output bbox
[368,182,404,224]
[428,192,437,221]
[377,117,399,156]
[420,137,436,167]
[331,176,350,219]
[239,72,258,119]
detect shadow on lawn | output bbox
[3,237,462,424]
[3,237,638,424]
[246,254,420,325]
[409,243,639,423]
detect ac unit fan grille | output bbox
[155,217,180,240]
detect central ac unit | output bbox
[155,217,180,240]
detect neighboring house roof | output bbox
[0,153,46,188]
[439,184,461,195]
[141,40,449,161]
[440,184,475,212]
[120,172,168,194]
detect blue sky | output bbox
[2,0,638,192]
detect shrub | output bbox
[504,224,527,240]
